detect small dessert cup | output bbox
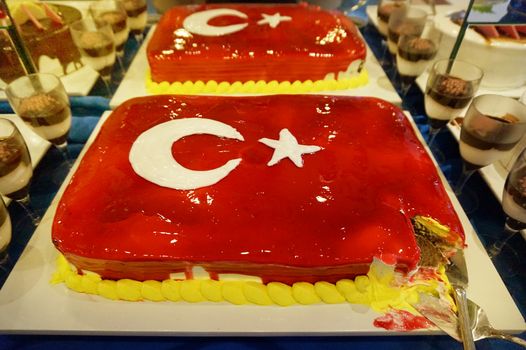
[122,0,148,43]
[70,17,117,96]
[377,0,409,37]
[387,5,427,55]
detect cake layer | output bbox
[52,95,464,284]
[147,4,366,83]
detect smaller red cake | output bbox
[147,3,367,84]
[52,95,464,285]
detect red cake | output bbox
[52,95,464,285]
[146,3,367,84]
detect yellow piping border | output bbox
[145,69,369,95]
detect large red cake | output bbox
[146,3,367,84]
[52,95,464,284]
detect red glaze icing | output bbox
[147,4,366,83]
[373,310,433,331]
[52,95,464,283]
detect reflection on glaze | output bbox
[53,95,464,283]
[148,4,366,83]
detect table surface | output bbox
[0,1,525,349]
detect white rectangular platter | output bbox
[0,110,523,335]
[0,1,99,100]
[0,114,51,205]
[109,26,402,109]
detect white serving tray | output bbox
[0,1,99,100]
[110,26,402,109]
[0,114,51,205]
[0,109,523,335]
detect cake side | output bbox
[146,4,367,85]
[52,95,464,286]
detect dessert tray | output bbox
[0,110,523,336]
[0,114,51,205]
[109,27,402,109]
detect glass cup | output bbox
[90,0,130,72]
[424,59,483,146]
[396,22,441,95]
[122,0,148,43]
[70,17,117,96]
[387,5,428,55]
[0,196,11,265]
[0,119,39,225]
[455,94,526,194]
[5,73,72,151]
[377,0,409,37]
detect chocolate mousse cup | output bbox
[5,73,72,149]
[424,59,483,144]
[396,35,438,86]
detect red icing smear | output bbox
[147,4,366,83]
[374,310,433,332]
[52,95,464,282]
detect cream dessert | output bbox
[75,31,116,79]
[0,133,32,201]
[122,0,147,37]
[377,1,406,37]
[425,75,474,129]
[97,10,129,54]
[17,93,71,146]
[459,113,524,170]
[502,172,526,230]
[0,206,12,262]
[396,36,437,84]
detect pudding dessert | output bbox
[387,21,425,54]
[146,4,367,94]
[0,1,82,86]
[52,95,464,306]
[0,205,12,261]
[396,36,437,85]
[123,0,147,37]
[502,172,526,231]
[425,75,474,129]
[73,30,116,79]
[377,1,406,37]
[96,10,129,54]
[460,112,526,170]
[17,93,71,146]
[0,130,32,201]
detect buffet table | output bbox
[0,2,525,349]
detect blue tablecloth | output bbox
[0,5,525,350]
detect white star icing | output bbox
[257,13,292,29]
[259,129,321,168]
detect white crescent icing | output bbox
[129,118,244,190]
[182,8,248,37]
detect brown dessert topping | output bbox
[409,37,433,51]
[100,11,126,25]
[123,0,144,11]
[438,76,468,96]
[0,142,21,164]
[501,113,520,123]
[18,93,63,117]
[80,31,111,49]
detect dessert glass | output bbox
[0,195,11,266]
[396,23,441,95]
[122,0,148,43]
[0,118,39,225]
[5,73,72,152]
[387,5,427,55]
[488,147,526,259]
[89,0,130,72]
[70,18,116,96]
[424,59,483,146]
[377,0,409,37]
[456,94,526,194]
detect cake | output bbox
[146,3,368,94]
[52,95,464,310]
[0,0,82,86]
[434,12,526,89]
